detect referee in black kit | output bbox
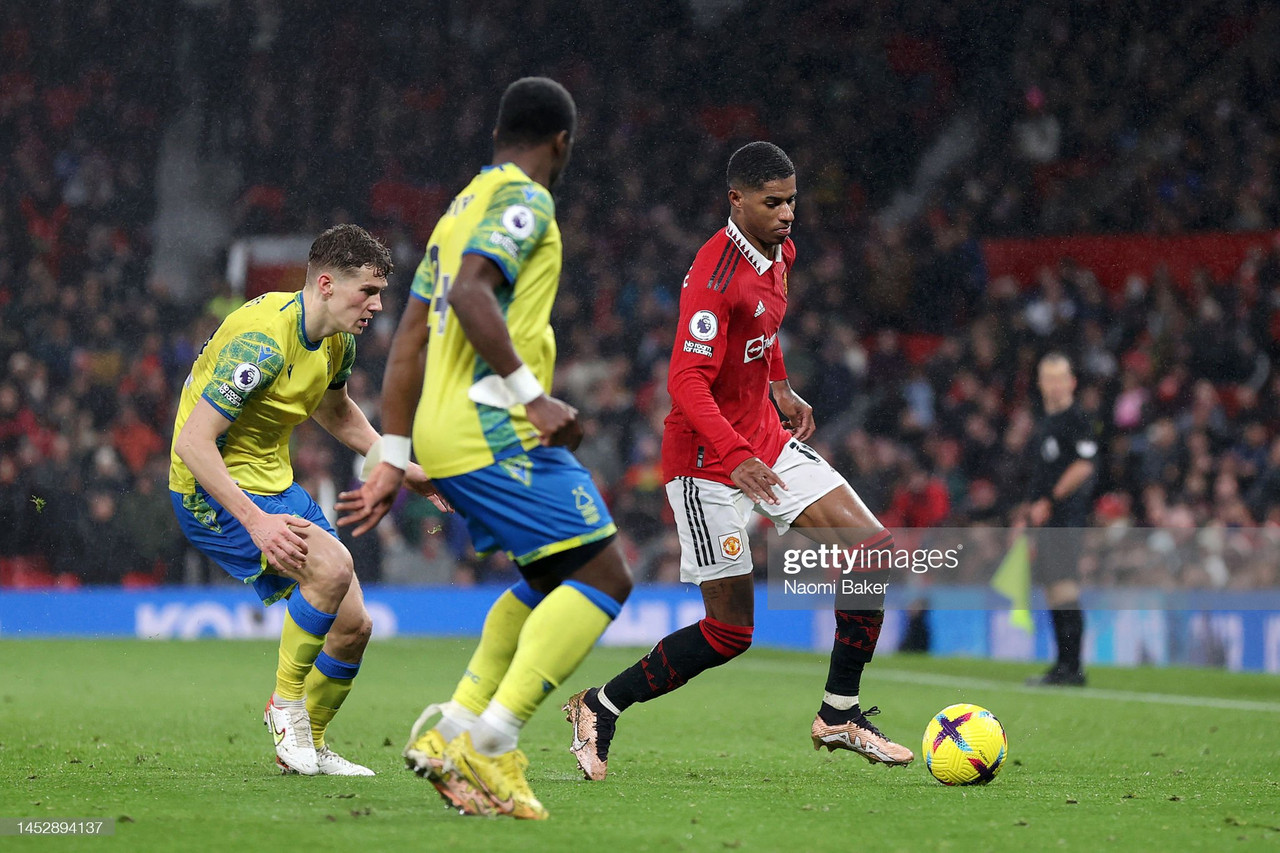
[1021,353,1100,686]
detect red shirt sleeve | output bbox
[668,257,755,474]
[770,238,795,383]
[769,342,787,382]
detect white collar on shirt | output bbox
[726,218,781,276]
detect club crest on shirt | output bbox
[719,532,743,559]
[689,310,718,341]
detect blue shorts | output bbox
[170,483,338,605]
[433,445,616,569]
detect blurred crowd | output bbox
[1,0,1279,592]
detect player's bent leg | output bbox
[406,582,543,785]
[570,575,754,781]
[304,574,374,776]
[265,525,353,775]
[485,539,629,737]
[439,539,628,818]
[793,485,912,766]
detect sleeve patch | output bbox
[462,182,554,284]
[231,362,262,393]
[683,340,714,357]
[202,331,284,420]
[688,310,719,341]
[502,204,536,239]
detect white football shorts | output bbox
[664,438,848,584]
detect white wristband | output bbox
[503,365,543,406]
[380,434,412,471]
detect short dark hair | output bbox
[494,77,576,149]
[308,224,393,279]
[726,141,795,191]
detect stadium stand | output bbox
[2,0,1278,589]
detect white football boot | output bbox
[264,695,319,775]
[315,745,375,776]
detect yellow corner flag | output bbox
[992,533,1034,633]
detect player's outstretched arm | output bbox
[175,398,310,571]
[312,383,381,458]
[449,253,581,448]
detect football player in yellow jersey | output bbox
[170,224,445,777]
[337,78,633,819]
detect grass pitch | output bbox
[2,639,1278,852]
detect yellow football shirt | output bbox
[168,291,355,496]
[409,163,561,478]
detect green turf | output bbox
[2,640,1278,852]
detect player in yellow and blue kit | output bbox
[337,78,633,819]
[170,224,447,777]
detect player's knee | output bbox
[327,607,372,655]
[856,529,894,577]
[315,542,354,596]
[348,611,373,652]
[700,617,753,659]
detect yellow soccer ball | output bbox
[922,703,1008,785]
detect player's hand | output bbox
[776,388,815,441]
[336,462,406,537]
[731,457,787,506]
[524,395,583,449]
[248,512,311,573]
[1028,497,1052,527]
[404,462,453,514]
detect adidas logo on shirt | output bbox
[754,300,766,317]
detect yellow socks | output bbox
[275,593,336,701]
[490,580,620,722]
[450,583,540,717]
[305,652,360,749]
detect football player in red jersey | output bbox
[564,142,913,779]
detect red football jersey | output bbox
[662,218,795,485]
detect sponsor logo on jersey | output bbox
[502,204,536,239]
[689,310,718,341]
[743,332,777,362]
[683,340,714,357]
[719,532,743,559]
